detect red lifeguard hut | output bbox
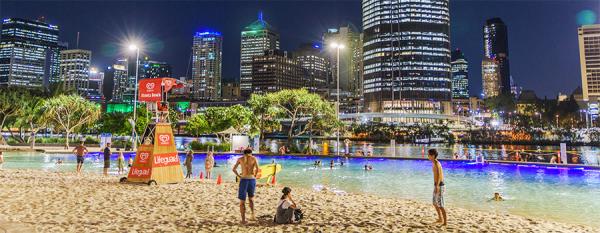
[120,78,185,185]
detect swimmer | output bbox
[329,160,334,169]
[491,192,504,201]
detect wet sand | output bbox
[0,169,596,232]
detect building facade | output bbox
[483,18,511,95]
[107,60,128,102]
[362,0,452,113]
[251,50,304,94]
[293,43,330,94]
[88,67,104,102]
[0,18,61,88]
[59,49,91,95]
[140,58,172,79]
[451,49,469,99]
[579,24,600,102]
[192,31,223,100]
[221,81,241,100]
[240,13,280,97]
[482,58,501,98]
[323,26,363,96]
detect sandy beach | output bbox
[0,169,596,233]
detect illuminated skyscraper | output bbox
[240,13,280,97]
[140,57,172,79]
[192,31,222,100]
[579,24,600,101]
[451,49,469,99]
[106,60,128,102]
[323,26,363,96]
[293,43,330,94]
[482,58,501,98]
[483,18,511,95]
[59,49,91,95]
[251,50,303,94]
[0,18,61,88]
[362,0,451,113]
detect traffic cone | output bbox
[421,146,425,158]
[271,175,277,185]
[199,171,204,180]
[216,174,222,185]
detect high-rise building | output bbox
[579,24,600,102]
[293,43,329,94]
[88,67,104,101]
[0,18,61,88]
[362,0,452,113]
[251,50,304,94]
[451,49,469,99]
[483,18,511,95]
[240,13,280,97]
[482,58,501,98]
[192,31,223,100]
[140,57,172,79]
[106,60,128,102]
[323,26,363,96]
[59,49,91,95]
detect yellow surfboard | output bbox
[256,163,283,180]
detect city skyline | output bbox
[1,0,597,97]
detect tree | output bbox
[14,96,47,148]
[248,94,281,140]
[268,89,339,145]
[185,114,210,136]
[97,112,131,136]
[0,88,27,144]
[43,95,101,148]
[484,93,516,113]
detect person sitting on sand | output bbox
[185,150,194,179]
[491,192,504,201]
[274,187,303,224]
[117,150,125,175]
[205,151,214,179]
[428,149,447,226]
[232,149,259,224]
[73,141,88,174]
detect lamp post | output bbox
[331,43,344,156]
[129,44,140,151]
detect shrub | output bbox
[189,141,231,152]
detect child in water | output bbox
[491,192,504,201]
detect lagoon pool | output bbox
[2,151,600,227]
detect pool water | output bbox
[2,152,600,227]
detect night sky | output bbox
[1,0,598,98]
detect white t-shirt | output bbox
[277,199,293,209]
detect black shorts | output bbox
[77,156,84,164]
[104,160,110,168]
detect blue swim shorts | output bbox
[238,178,256,201]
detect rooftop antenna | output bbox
[258,11,263,21]
[76,32,80,49]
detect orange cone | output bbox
[271,175,277,185]
[199,171,204,180]
[216,174,222,185]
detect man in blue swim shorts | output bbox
[232,148,259,224]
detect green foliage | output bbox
[42,94,101,148]
[484,93,515,113]
[185,104,253,136]
[188,141,231,152]
[98,112,130,135]
[265,89,340,139]
[248,94,281,138]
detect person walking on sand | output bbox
[232,148,259,224]
[205,150,214,179]
[103,143,111,176]
[185,150,194,179]
[73,141,88,174]
[117,150,125,175]
[428,149,447,226]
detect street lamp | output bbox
[129,43,140,151]
[331,42,344,156]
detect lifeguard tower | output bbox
[120,78,185,185]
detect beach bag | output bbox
[294,209,304,222]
